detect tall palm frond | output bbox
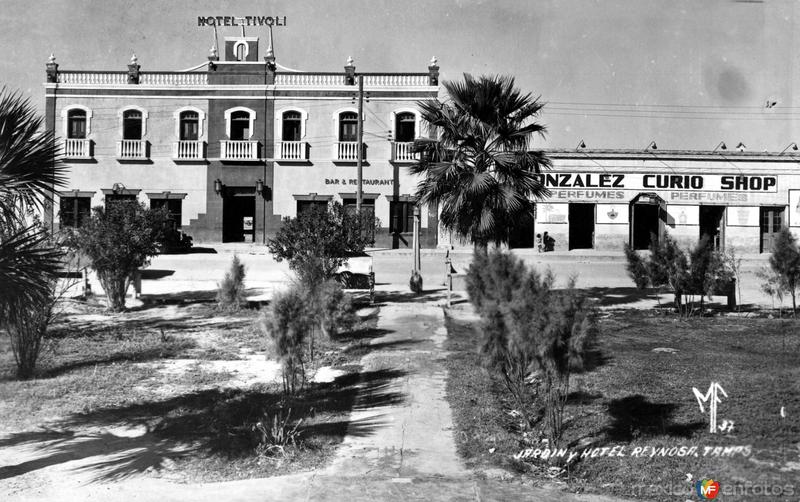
[0,89,67,321]
[0,226,63,312]
[411,74,550,246]
[0,88,67,227]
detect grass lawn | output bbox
[444,308,800,500]
[0,297,380,483]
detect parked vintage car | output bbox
[334,252,374,290]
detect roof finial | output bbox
[346,56,354,67]
[266,26,275,58]
[48,53,56,64]
[209,45,217,58]
[130,53,138,65]
[430,56,438,65]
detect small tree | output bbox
[467,250,597,445]
[217,254,247,311]
[68,201,167,311]
[769,228,800,317]
[267,202,379,288]
[263,286,314,395]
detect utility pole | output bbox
[356,75,364,214]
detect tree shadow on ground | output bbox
[35,337,197,380]
[139,269,175,280]
[373,289,449,305]
[0,368,406,483]
[604,395,704,442]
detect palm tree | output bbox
[0,89,67,320]
[410,74,551,248]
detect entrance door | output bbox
[699,206,725,250]
[508,212,535,249]
[760,206,785,253]
[223,193,256,243]
[631,204,660,250]
[568,203,595,250]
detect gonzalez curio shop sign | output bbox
[535,173,779,204]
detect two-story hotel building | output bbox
[45,35,440,248]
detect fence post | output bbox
[369,271,375,305]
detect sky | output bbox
[1,0,798,151]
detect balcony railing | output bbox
[173,140,205,160]
[117,139,148,159]
[334,141,364,162]
[220,140,259,160]
[64,138,91,159]
[391,141,417,162]
[277,141,308,161]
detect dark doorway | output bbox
[631,204,660,250]
[569,203,595,250]
[760,206,785,253]
[223,193,255,243]
[699,206,725,250]
[508,213,535,249]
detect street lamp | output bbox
[214,179,223,196]
[255,179,264,196]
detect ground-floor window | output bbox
[389,201,414,233]
[760,206,785,253]
[343,198,376,243]
[59,196,91,228]
[297,200,329,215]
[150,198,183,230]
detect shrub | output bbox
[67,201,168,311]
[267,202,379,288]
[217,255,247,311]
[263,286,314,395]
[467,250,597,447]
[3,283,55,379]
[309,280,356,339]
[768,228,800,316]
[252,407,304,459]
[624,233,731,316]
[756,265,785,315]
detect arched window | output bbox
[67,109,87,139]
[339,112,358,142]
[395,112,416,142]
[179,110,199,141]
[282,111,302,141]
[234,42,247,61]
[122,109,143,140]
[230,111,251,140]
[61,105,92,139]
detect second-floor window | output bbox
[123,110,143,140]
[179,111,199,141]
[395,112,416,142]
[339,112,358,142]
[230,110,251,140]
[282,111,302,141]
[67,109,87,139]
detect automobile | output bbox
[334,252,374,289]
